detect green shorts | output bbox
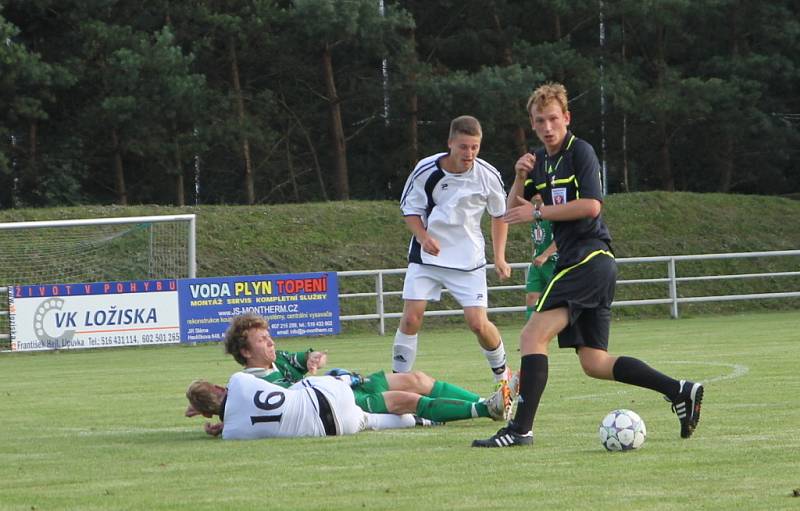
[352,370,390,413]
[526,260,557,294]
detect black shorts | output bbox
[536,250,616,350]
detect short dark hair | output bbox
[449,115,482,140]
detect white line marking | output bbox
[664,360,749,383]
[565,361,749,401]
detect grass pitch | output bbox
[1,311,798,510]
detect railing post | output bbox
[668,258,679,318]
[376,271,385,335]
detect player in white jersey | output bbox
[187,373,401,439]
[184,313,514,437]
[394,115,514,385]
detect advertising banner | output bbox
[178,271,339,343]
[9,280,180,351]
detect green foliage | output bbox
[0,8,67,204]
[1,0,799,206]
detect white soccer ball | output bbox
[598,409,647,451]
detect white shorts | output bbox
[301,376,367,435]
[402,263,488,308]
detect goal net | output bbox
[0,214,196,286]
[0,214,196,350]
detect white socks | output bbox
[392,330,418,373]
[365,413,416,430]
[483,341,508,382]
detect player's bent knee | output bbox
[409,370,434,392]
[579,360,612,380]
[466,317,491,335]
[400,315,423,333]
[390,371,433,393]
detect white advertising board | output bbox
[10,280,180,351]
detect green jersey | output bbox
[244,353,392,414]
[531,219,557,262]
[245,349,312,388]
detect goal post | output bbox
[0,214,196,348]
[0,213,196,285]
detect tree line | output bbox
[1,0,798,208]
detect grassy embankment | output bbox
[1,192,799,330]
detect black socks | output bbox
[509,353,549,433]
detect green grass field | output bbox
[1,311,799,510]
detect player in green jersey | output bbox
[223,313,513,424]
[524,216,557,320]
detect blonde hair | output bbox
[186,379,223,416]
[527,82,569,116]
[448,115,482,140]
[224,313,269,366]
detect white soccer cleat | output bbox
[506,370,519,399]
[484,380,512,421]
[505,371,519,420]
[495,366,513,384]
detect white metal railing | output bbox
[338,250,800,334]
[2,250,798,341]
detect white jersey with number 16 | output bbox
[221,373,368,440]
[222,372,328,440]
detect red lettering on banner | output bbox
[84,285,92,293]
[130,282,137,292]
[156,281,163,291]
[104,284,111,293]
[277,277,327,295]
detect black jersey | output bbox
[525,131,612,267]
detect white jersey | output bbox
[400,153,506,271]
[221,373,367,440]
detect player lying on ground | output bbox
[185,313,514,437]
[221,313,513,426]
[187,373,422,439]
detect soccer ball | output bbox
[598,409,647,451]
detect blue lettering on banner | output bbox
[54,311,78,328]
[83,307,157,326]
[178,272,340,343]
